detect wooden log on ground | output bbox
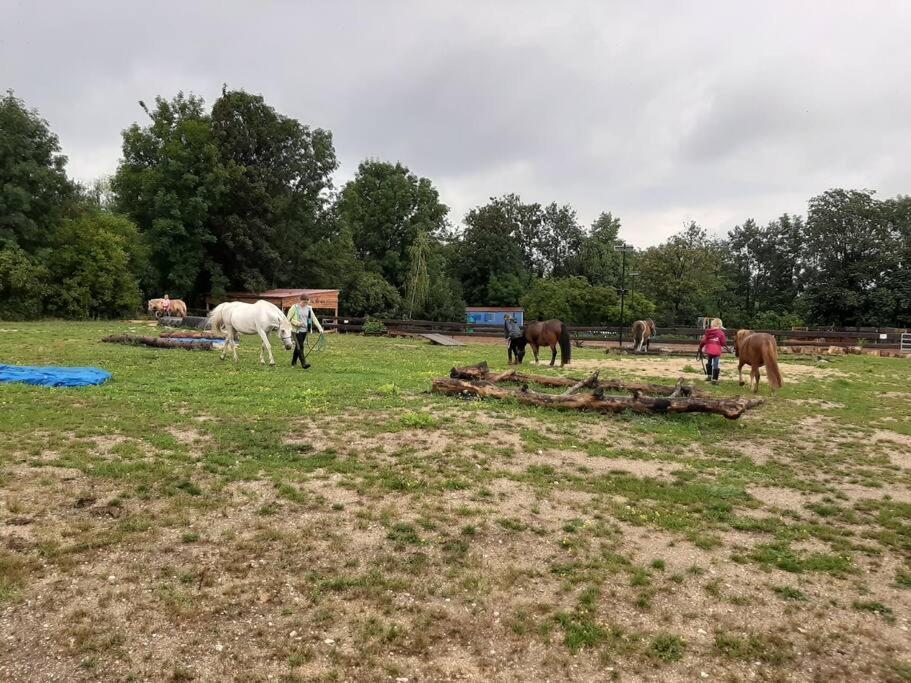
[159,331,225,340]
[431,378,762,419]
[448,364,702,397]
[102,335,213,351]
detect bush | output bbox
[362,318,388,336]
[342,272,402,318]
[751,310,804,331]
[0,243,46,319]
[44,210,146,318]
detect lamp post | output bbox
[614,243,636,349]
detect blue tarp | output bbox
[0,364,112,388]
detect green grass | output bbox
[1,322,910,680]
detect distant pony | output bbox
[148,298,187,318]
[734,329,783,393]
[512,319,571,367]
[631,319,657,352]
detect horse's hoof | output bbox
[739,381,745,386]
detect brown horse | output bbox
[513,319,571,366]
[735,329,783,393]
[148,298,188,318]
[631,319,656,352]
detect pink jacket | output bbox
[699,328,727,357]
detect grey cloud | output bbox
[2,0,909,246]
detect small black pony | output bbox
[511,319,571,367]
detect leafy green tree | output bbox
[456,194,536,304]
[725,214,804,325]
[44,210,145,318]
[342,271,403,318]
[404,231,431,318]
[0,243,47,319]
[113,93,227,299]
[638,223,725,325]
[0,91,73,251]
[210,88,337,291]
[883,195,911,326]
[114,89,339,302]
[533,203,584,277]
[521,276,619,325]
[337,160,448,290]
[801,189,897,326]
[577,212,623,287]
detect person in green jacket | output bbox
[287,294,324,369]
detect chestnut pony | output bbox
[631,319,657,352]
[734,329,783,392]
[512,319,571,366]
[148,298,187,318]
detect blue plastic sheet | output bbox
[0,364,112,388]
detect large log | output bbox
[432,378,763,419]
[448,364,703,397]
[102,334,214,351]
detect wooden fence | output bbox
[321,317,910,350]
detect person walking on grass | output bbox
[288,294,324,369]
[698,318,727,384]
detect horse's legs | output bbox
[550,344,557,366]
[258,328,275,366]
[531,344,540,364]
[751,367,760,393]
[738,361,745,386]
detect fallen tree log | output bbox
[159,331,225,340]
[102,335,214,351]
[432,378,762,419]
[448,363,703,397]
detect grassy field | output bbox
[1,321,910,682]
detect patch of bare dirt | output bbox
[569,356,848,383]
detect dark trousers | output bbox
[291,331,309,367]
[706,354,720,381]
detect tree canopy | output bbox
[3,88,911,329]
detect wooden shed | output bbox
[208,289,339,317]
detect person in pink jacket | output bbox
[698,318,727,384]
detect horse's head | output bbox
[147,299,158,313]
[278,317,294,350]
[734,329,752,355]
[513,337,528,363]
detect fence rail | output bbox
[318,317,909,349]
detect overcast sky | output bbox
[3,1,910,246]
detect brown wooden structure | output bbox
[207,288,339,317]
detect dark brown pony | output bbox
[735,329,783,393]
[514,319,571,366]
[631,319,657,352]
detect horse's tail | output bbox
[559,322,571,365]
[763,339,783,391]
[206,305,224,334]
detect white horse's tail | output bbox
[206,303,228,334]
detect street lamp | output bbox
[614,243,636,349]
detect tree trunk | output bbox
[449,364,703,397]
[432,378,762,420]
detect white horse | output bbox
[206,300,293,366]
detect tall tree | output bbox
[536,203,584,278]
[209,88,338,291]
[0,91,73,251]
[113,93,226,299]
[577,212,623,287]
[801,189,896,326]
[455,194,538,305]
[337,160,448,290]
[638,222,724,325]
[404,231,431,318]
